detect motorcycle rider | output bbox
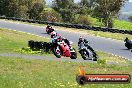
[50,31,58,44]
[50,32,71,49]
[46,24,54,33]
[124,37,132,44]
[58,35,71,47]
[78,36,97,58]
[46,24,52,29]
[50,32,73,55]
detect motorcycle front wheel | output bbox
[80,49,89,60]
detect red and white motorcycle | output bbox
[52,40,77,59]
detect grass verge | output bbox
[0,28,49,53]
[0,56,132,88]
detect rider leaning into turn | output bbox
[50,32,71,48]
[46,24,54,31]
[124,37,132,44]
[78,36,97,58]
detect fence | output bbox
[0,16,132,35]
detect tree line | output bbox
[0,0,128,28]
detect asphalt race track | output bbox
[0,20,132,60]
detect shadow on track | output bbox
[41,33,47,34]
[120,49,129,51]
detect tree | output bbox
[0,0,19,17]
[29,2,44,19]
[16,5,29,19]
[0,0,8,16]
[92,0,128,28]
[78,0,93,15]
[52,0,78,22]
[38,8,62,22]
[28,0,45,20]
[80,0,91,7]
[0,0,45,19]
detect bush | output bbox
[38,8,62,22]
[74,15,93,25]
[15,5,29,19]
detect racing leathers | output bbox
[51,35,71,49]
[78,39,97,58]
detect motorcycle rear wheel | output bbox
[52,46,61,58]
[70,48,77,59]
[47,29,54,34]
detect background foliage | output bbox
[0,0,129,28]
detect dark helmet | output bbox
[124,37,129,42]
[126,37,128,40]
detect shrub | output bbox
[74,15,93,25]
[38,8,62,22]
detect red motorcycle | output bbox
[52,40,77,59]
[46,26,54,34]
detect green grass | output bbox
[114,20,132,31]
[90,18,132,31]
[0,28,49,53]
[0,56,132,88]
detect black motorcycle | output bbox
[124,37,132,49]
[78,42,98,61]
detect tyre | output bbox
[93,57,98,61]
[52,46,61,58]
[47,29,54,34]
[125,43,132,49]
[76,75,85,85]
[92,52,98,61]
[80,49,89,60]
[70,48,77,59]
[70,52,77,59]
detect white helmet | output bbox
[50,31,57,38]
